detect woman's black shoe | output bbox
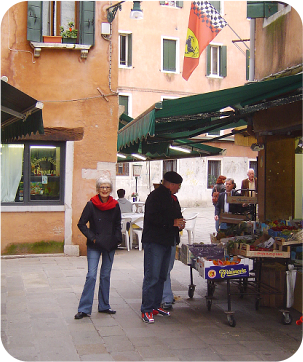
[98,309,116,314]
[74,312,89,319]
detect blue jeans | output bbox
[78,246,115,314]
[162,242,176,305]
[141,242,171,313]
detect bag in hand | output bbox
[212,186,219,205]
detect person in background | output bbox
[212,175,226,232]
[214,178,242,230]
[117,188,133,213]
[75,176,122,319]
[241,169,257,197]
[141,171,185,323]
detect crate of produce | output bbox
[196,257,252,280]
[234,242,290,258]
[180,244,225,265]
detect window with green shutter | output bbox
[209,1,221,13]
[163,38,177,72]
[159,1,183,8]
[119,33,132,67]
[27,1,95,46]
[247,1,278,19]
[206,45,227,77]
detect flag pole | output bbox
[227,24,250,50]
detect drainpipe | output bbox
[249,19,255,82]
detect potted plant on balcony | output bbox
[60,21,78,44]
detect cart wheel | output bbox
[282,312,292,325]
[188,285,195,298]
[207,299,212,311]
[227,314,236,327]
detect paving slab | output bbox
[1,207,302,361]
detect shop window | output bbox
[116,162,129,176]
[208,160,221,188]
[1,143,65,205]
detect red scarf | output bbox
[171,194,177,201]
[90,195,118,211]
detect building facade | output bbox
[1,1,120,255]
[115,1,257,205]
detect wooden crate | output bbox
[234,243,290,258]
[219,212,247,224]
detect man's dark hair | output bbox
[117,189,125,198]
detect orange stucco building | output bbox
[1,1,119,255]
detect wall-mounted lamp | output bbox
[133,164,143,194]
[106,1,143,23]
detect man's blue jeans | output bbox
[78,245,115,314]
[162,241,176,305]
[141,242,171,313]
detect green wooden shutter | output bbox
[27,1,42,42]
[128,34,132,67]
[163,39,176,72]
[209,1,221,13]
[119,95,129,115]
[206,45,211,76]
[159,1,165,4]
[176,1,183,8]
[79,1,95,45]
[220,46,227,77]
[247,1,278,19]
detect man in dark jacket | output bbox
[214,178,242,230]
[141,171,185,323]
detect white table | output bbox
[131,201,145,213]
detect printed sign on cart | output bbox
[205,264,249,280]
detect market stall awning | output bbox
[117,74,302,161]
[1,80,44,143]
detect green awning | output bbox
[117,74,302,160]
[1,80,44,143]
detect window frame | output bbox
[118,93,132,117]
[207,159,221,189]
[119,32,132,68]
[161,36,180,73]
[116,162,130,177]
[1,141,66,207]
[206,44,227,78]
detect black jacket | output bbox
[77,201,122,252]
[215,189,243,217]
[142,184,182,247]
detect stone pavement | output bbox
[1,207,303,361]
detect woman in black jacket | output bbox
[75,176,122,319]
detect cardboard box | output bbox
[196,257,252,280]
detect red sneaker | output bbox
[142,312,154,323]
[153,308,170,316]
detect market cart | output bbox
[180,241,293,327]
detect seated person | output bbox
[117,189,132,213]
[214,178,242,229]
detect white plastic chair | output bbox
[183,212,199,244]
[121,218,132,251]
[131,216,144,251]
